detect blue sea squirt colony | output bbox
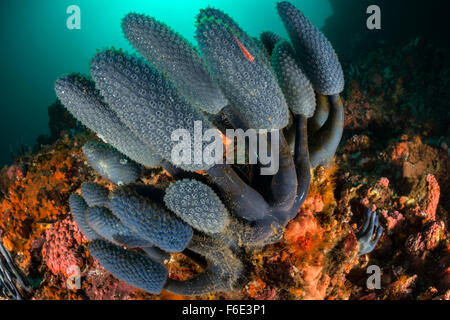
[55,1,382,295]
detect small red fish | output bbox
[234,36,255,63]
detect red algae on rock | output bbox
[423,174,440,222]
[405,221,445,257]
[380,210,404,232]
[41,216,86,276]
